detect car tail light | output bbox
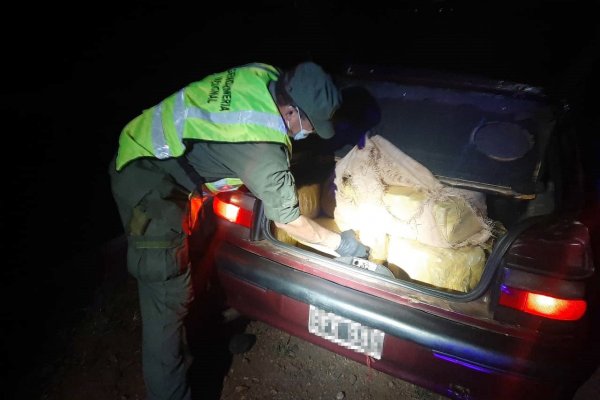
[499,285,587,321]
[495,219,593,324]
[504,219,593,279]
[213,189,255,228]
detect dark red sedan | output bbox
[192,65,599,400]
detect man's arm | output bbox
[275,216,369,258]
[189,142,368,257]
[274,215,341,250]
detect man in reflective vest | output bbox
[108,61,369,400]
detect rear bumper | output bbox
[215,241,583,399]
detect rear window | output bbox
[334,67,557,198]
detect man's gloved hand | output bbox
[336,230,370,258]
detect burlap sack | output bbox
[383,186,490,246]
[333,134,492,248]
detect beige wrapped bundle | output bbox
[294,217,341,256]
[383,186,490,247]
[386,235,486,292]
[358,228,389,265]
[313,217,340,233]
[297,183,321,219]
[272,183,321,246]
[304,218,389,266]
[332,198,390,264]
[271,222,297,245]
[272,217,339,253]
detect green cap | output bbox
[285,62,341,139]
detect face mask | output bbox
[288,107,314,141]
[293,129,311,141]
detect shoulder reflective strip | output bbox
[186,107,287,133]
[173,89,187,140]
[152,90,187,159]
[151,102,172,159]
[150,89,287,157]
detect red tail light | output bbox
[499,285,587,321]
[213,190,254,228]
[497,219,593,322]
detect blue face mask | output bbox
[293,129,311,141]
[289,107,314,141]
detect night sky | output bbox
[2,0,598,397]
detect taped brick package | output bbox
[271,182,322,247]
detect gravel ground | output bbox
[221,319,447,400]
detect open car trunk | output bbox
[269,65,559,295]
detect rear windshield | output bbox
[333,70,556,198]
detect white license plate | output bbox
[308,305,385,359]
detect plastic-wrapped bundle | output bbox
[383,185,490,247]
[297,182,321,219]
[272,183,322,246]
[386,235,486,292]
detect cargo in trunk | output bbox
[271,134,502,293]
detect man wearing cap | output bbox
[108,61,369,400]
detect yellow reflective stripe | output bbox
[187,109,287,132]
[150,91,187,160]
[151,103,171,159]
[117,64,290,170]
[150,93,288,159]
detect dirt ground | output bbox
[31,240,448,400]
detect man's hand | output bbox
[336,230,370,258]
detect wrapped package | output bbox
[271,183,322,246]
[383,186,490,247]
[386,235,486,292]
[314,216,340,233]
[358,227,388,265]
[295,217,341,256]
[273,135,493,293]
[271,222,297,246]
[298,183,321,219]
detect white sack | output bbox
[333,134,492,248]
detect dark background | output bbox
[2,0,599,398]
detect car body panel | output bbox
[214,238,582,399]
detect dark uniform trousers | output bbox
[109,156,194,400]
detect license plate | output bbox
[308,305,385,359]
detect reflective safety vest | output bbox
[115,63,292,171]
